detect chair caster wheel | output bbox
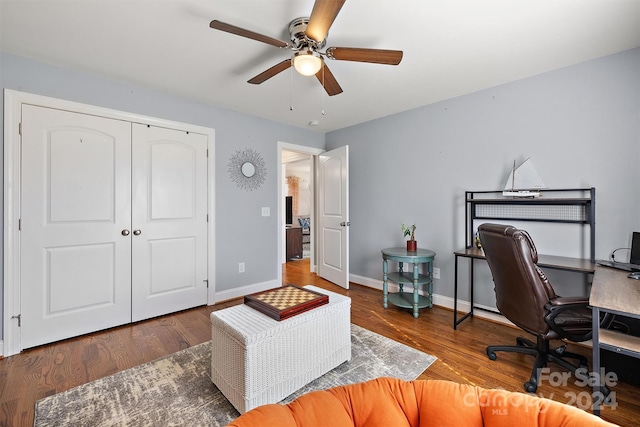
[554,344,567,355]
[524,382,537,393]
[487,350,497,361]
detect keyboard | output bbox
[596,260,640,272]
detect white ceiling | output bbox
[1,0,639,132]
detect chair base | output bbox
[487,336,588,393]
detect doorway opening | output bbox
[277,142,323,286]
[277,142,350,290]
[284,152,312,260]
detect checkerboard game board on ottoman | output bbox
[210,285,351,414]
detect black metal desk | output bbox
[453,247,595,329]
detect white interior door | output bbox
[317,145,349,289]
[131,124,208,322]
[20,105,133,349]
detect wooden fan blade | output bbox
[248,59,292,84]
[306,0,346,42]
[210,20,289,48]
[315,62,343,96]
[326,47,403,65]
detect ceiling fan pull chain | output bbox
[289,66,294,111]
[321,65,326,115]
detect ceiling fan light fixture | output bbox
[293,50,322,76]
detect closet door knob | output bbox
[133,229,142,236]
[121,229,130,236]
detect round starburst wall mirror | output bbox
[228,148,267,191]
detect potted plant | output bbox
[402,223,417,251]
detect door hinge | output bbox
[11,314,21,327]
[18,218,22,231]
[206,149,209,158]
[203,279,208,288]
[207,214,209,223]
[18,122,22,136]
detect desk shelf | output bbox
[466,188,596,262]
[599,329,640,357]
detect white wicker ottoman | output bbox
[210,286,351,414]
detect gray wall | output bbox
[326,48,640,306]
[2,47,639,343]
[0,53,325,340]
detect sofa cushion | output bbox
[298,217,310,230]
[226,377,616,427]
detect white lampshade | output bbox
[293,51,322,76]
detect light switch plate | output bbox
[261,207,270,216]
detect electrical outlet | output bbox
[433,267,440,280]
[238,262,245,273]
[261,207,270,217]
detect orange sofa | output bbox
[227,377,616,427]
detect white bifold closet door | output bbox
[130,124,208,322]
[20,105,207,349]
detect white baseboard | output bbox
[210,274,514,328]
[0,340,3,357]
[212,279,280,304]
[349,273,514,327]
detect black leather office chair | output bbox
[478,223,593,393]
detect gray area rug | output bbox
[34,324,436,427]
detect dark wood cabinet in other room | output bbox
[286,227,303,260]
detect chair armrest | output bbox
[544,297,592,342]
[546,296,589,307]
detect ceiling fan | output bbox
[209,0,403,96]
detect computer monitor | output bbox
[631,231,640,265]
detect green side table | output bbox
[382,247,436,318]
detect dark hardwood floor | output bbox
[1,258,638,426]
